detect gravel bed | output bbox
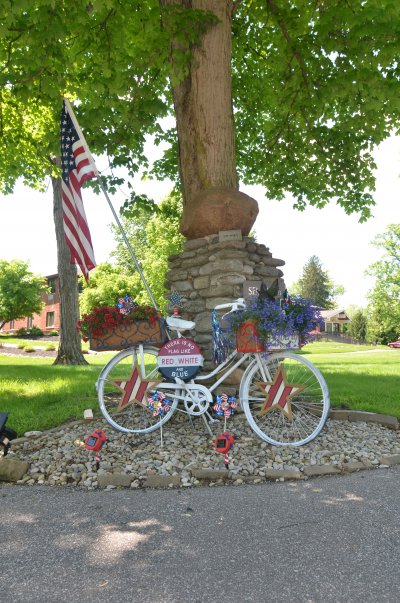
[8,411,400,489]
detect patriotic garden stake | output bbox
[214,431,235,470]
[84,429,107,469]
[167,290,185,316]
[213,393,238,429]
[116,295,138,315]
[213,393,238,469]
[147,391,172,417]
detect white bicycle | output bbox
[97,299,330,446]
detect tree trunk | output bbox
[162,0,258,238]
[51,171,88,365]
[163,0,237,204]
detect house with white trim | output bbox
[319,309,351,334]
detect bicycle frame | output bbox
[194,350,251,391]
[154,311,280,399]
[97,299,330,445]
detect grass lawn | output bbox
[0,341,399,436]
[0,353,113,435]
[301,342,399,417]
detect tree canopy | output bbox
[366,224,400,344]
[80,193,184,313]
[291,255,341,308]
[1,0,400,220]
[348,309,367,342]
[0,259,47,329]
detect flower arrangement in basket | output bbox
[225,294,322,353]
[77,296,166,351]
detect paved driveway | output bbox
[1,467,400,602]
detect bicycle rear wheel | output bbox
[97,346,178,434]
[240,352,330,446]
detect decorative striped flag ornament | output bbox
[113,365,160,412]
[257,367,305,421]
[60,100,97,281]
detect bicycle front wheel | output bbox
[97,346,178,434]
[240,352,330,446]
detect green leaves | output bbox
[291,255,341,309]
[232,0,400,220]
[366,224,400,343]
[0,259,48,328]
[121,192,159,219]
[1,0,400,222]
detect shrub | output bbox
[45,343,56,351]
[24,345,35,352]
[16,327,28,337]
[17,342,26,349]
[29,326,44,337]
[49,330,59,337]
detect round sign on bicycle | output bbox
[157,337,203,381]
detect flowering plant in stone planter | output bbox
[77,303,165,351]
[225,296,322,352]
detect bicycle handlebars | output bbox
[214,298,246,317]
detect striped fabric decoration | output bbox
[258,367,304,420]
[114,367,159,411]
[60,100,96,281]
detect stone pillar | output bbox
[165,234,286,372]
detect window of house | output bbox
[27,317,33,329]
[48,278,57,294]
[46,312,55,328]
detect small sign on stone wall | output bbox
[243,279,283,302]
[219,230,242,243]
[243,280,265,302]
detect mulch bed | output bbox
[0,346,57,358]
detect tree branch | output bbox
[265,0,310,92]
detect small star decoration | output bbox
[167,290,184,309]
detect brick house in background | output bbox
[1,274,61,334]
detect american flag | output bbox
[60,100,96,281]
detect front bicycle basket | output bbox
[89,318,167,351]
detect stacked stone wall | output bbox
[165,234,286,372]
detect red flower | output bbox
[77,302,161,340]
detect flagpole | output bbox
[63,98,159,312]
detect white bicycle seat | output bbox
[166,316,196,332]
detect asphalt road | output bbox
[1,467,400,603]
